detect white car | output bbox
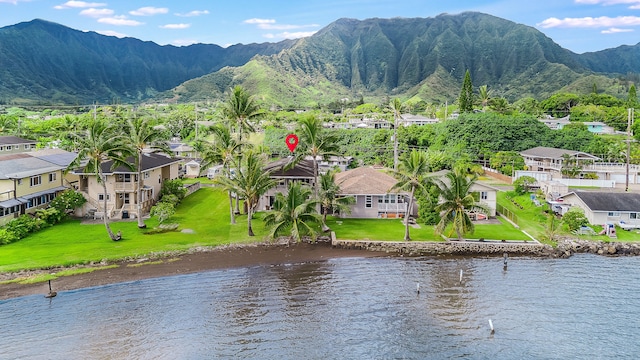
[618,221,640,231]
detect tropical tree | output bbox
[388,98,404,171]
[263,181,321,243]
[458,69,474,113]
[433,170,488,241]
[201,125,242,224]
[318,170,354,232]
[123,115,170,228]
[214,149,275,236]
[69,119,132,240]
[390,150,430,241]
[295,115,339,198]
[222,85,262,143]
[477,85,492,111]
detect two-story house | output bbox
[71,152,182,219]
[0,148,75,225]
[0,136,37,154]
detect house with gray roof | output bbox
[334,167,415,219]
[0,148,75,225]
[557,191,640,227]
[258,158,316,211]
[0,136,37,154]
[71,153,181,220]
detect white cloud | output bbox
[244,18,276,25]
[601,27,634,33]
[537,16,640,28]
[160,23,191,29]
[244,18,320,32]
[54,1,106,9]
[129,7,168,16]
[98,16,144,26]
[172,39,198,46]
[0,0,27,4]
[576,0,640,5]
[95,29,128,38]
[175,10,209,17]
[80,8,113,17]
[263,31,317,40]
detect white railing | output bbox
[378,203,407,212]
[114,182,137,192]
[582,162,640,172]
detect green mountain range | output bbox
[0,13,638,106]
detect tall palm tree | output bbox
[124,115,171,228]
[432,169,488,241]
[318,170,354,232]
[478,85,492,111]
[69,119,132,241]
[222,85,262,143]
[390,150,430,241]
[388,98,404,171]
[214,149,275,236]
[201,125,242,225]
[295,115,339,198]
[263,181,321,243]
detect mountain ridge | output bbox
[0,14,638,106]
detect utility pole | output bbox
[626,108,635,192]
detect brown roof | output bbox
[335,167,399,195]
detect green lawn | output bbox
[327,215,529,241]
[497,192,549,241]
[0,188,268,273]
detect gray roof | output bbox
[28,148,77,167]
[520,147,600,160]
[0,153,64,180]
[265,158,315,178]
[562,191,640,212]
[0,136,37,146]
[73,152,181,175]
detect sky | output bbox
[0,0,639,53]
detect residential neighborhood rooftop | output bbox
[561,191,640,212]
[335,167,398,195]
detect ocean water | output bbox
[1,254,639,359]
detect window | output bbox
[608,212,620,217]
[30,175,41,187]
[98,194,111,201]
[365,195,372,208]
[143,171,150,179]
[24,144,30,150]
[481,191,488,200]
[630,213,639,220]
[49,173,57,182]
[17,179,22,185]
[5,146,11,151]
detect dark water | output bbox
[1,255,639,359]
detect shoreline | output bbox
[3,238,640,301]
[0,242,387,301]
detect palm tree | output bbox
[390,150,430,241]
[222,85,262,143]
[201,125,242,224]
[69,119,131,241]
[263,181,321,243]
[433,169,488,241]
[478,85,492,111]
[318,170,354,232]
[295,115,339,198]
[214,149,275,236]
[388,98,404,171]
[123,115,171,228]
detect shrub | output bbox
[562,208,589,231]
[35,207,64,225]
[150,201,176,224]
[160,179,187,203]
[0,228,19,245]
[5,215,45,238]
[50,190,86,215]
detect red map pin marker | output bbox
[285,134,299,153]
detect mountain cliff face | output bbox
[0,14,637,106]
[0,19,294,104]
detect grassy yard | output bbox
[0,187,268,273]
[326,215,529,241]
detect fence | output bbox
[184,182,201,196]
[496,203,519,226]
[482,167,513,184]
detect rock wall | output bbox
[331,234,640,258]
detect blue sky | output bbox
[1,0,639,53]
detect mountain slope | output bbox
[166,12,600,107]
[574,43,640,74]
[0,19,294,104]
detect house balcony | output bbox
[377,203,407,213]
[114,182,138,193]
[582,162,640,173]
[524,160,562,172]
